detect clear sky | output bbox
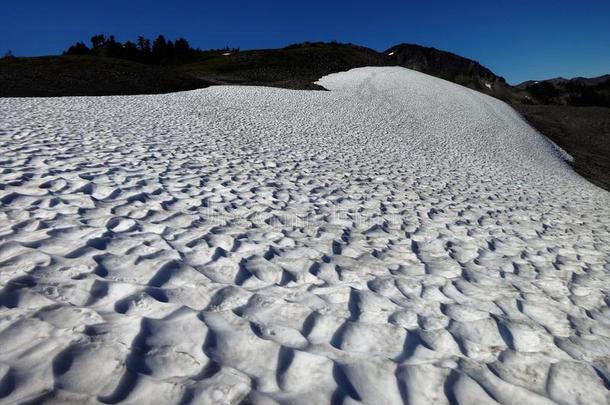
[2,0,609,84]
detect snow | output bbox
[388,51,395,56]
[485,82,493,89]
[0,66,609,404]
[545,138,575,163]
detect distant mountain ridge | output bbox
[517,75,610,107]
[518,74,610,88]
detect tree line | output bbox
[64,34,238,64]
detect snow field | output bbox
[0,67,609,404]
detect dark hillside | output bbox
[386,44,502,87]
[515,104,610,190]
[180,42,392,90]
[0,55,208,97]
[0,42,391,95]
[385,43,530,103]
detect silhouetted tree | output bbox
[123,41,139,61]
[174,38,190,53]
[152,35,168,63]
[91,34,106,51]
[63,33,202,64]
[104,35,124,58]
[136,36,152,62]
[174,38,192,62]
[166,40,175,61]
[137,36,151,52]
[64,42,90,55]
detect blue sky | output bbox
[2,0,609,84]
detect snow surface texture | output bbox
[0,67,609,404]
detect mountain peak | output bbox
[385,43,505,91]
